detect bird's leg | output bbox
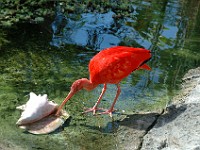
[100,83,121,117]
[84,84,107,115]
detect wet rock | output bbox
[141,67,200,150]
[116,111,162,150]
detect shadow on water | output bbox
[82,104,186,135]
[0,0,200,149]
[117,104,187,130]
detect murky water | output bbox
[0,0,200,149]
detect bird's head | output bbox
[62,79,89,102]
[55,78,97,116]
[64,78,96,102]
[70,79,85,93]
[71,78,97,92]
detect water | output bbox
[0,0,200,149]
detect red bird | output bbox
[56,46,151,117]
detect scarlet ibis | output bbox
[56,46,151,117]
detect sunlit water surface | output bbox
[0,0,200,149]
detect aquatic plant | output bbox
[0,0,135,27]
[0,0,54,26]
[0,29,9,49]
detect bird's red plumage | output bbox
[89,46,151,84]
[56,46,151,116]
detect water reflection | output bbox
[49,1,199,112]
[48,0,200,117]
[51,11,120,50]
[50,0,186,51]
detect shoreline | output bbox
[117,67,200,149]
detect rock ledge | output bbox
[141,67,200,150]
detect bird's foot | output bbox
[55,108,62,117]
[97,109,114,117]
[83,107,106,115]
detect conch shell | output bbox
[19,109,69,134]
[16,92,58,125]
[16,92,70,134]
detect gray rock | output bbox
[116,112,161,150]
[141,67,200,150]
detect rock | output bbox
[116,111,162,150]
[141,67,200,150]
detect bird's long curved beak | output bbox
[55,91,75,116]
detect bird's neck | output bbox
[80,78,98,91]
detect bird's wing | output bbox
[138,64,151,70]
[89,47,151,84]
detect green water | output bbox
[0,0,200,149]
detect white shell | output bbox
[16,92,58,125]
[16,92,70,134]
